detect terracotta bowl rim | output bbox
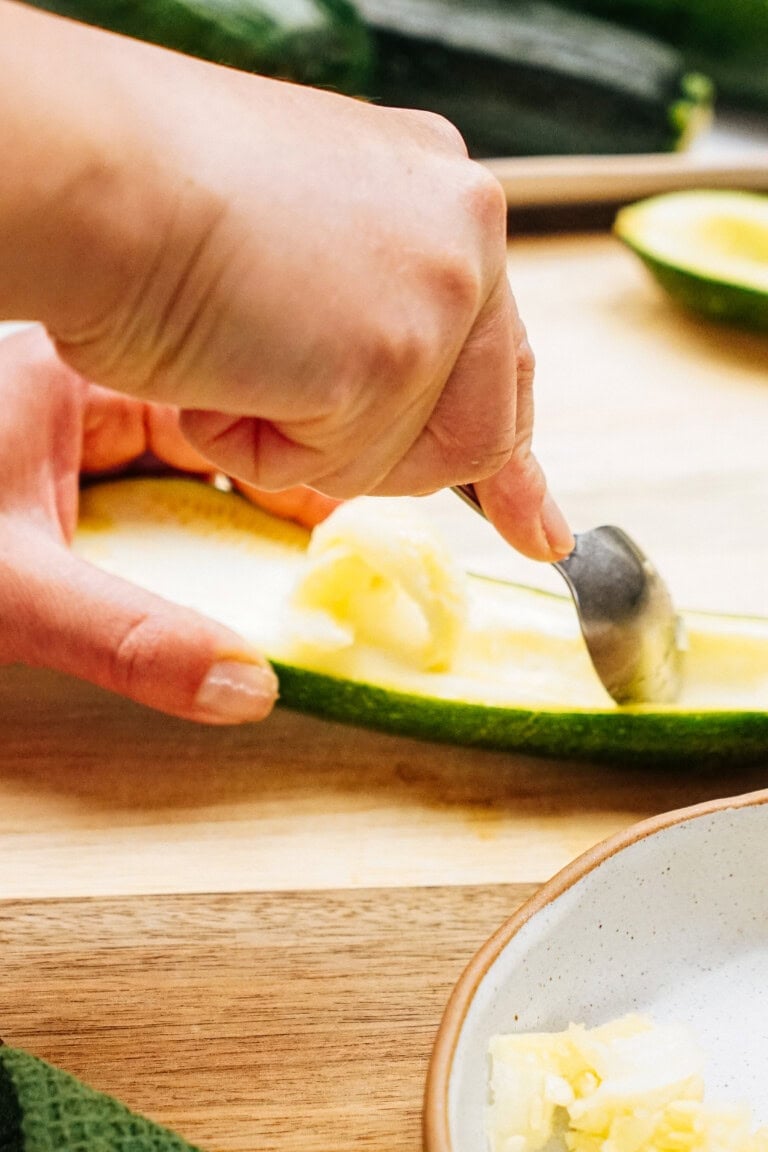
[422,785,768,1152]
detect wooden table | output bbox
[1,232,767,1152]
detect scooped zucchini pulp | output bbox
[75,479,768,762]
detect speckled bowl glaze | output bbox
[424,788,768,1152]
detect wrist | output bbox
[0,4,179,345]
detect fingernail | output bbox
[196,659,278,723]
[540,492,575,559]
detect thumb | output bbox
[473,304,573,561]
[3,539,278,724]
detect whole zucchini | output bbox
[356,0,713,157]
[535,0,768,111]
[22,0,373,95]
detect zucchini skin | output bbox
[275,662,768,767]
[356,0,713,157]
[23,0,373,95]
[620,248,768,333]
[535,0,768,111]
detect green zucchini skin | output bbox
[274,662,768,767]
[23,0,373,94]
[620,248,768,333]
[356,0,713,160]
[356,0,713,157]
[534,0,768,111]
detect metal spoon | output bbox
[452,484,685,706]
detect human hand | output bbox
[0,326,333,723]
[1,2,572,563]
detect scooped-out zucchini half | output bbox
[615,191,768,332]
[74,478,768,764]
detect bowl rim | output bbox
[422,785,768,1152]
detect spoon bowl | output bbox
[452,485,685,705]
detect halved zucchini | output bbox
[615,190,768,332]
[74,478,768,764]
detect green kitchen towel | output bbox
[0,1046,203,1152]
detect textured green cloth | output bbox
[0,1048,203,1152]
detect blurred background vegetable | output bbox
[356,0,713,156]
[546,0,768,111]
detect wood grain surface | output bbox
[2,665,768,903]
[0,884,536,1152]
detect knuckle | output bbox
[467,439,516,482]
[433,418,515,483]
[517,339,535,378]
[513,313,538,380]
[507,447,547,501]
[110,612,167,695]
[360,322,428,389]
[402,108,468,155]
[430,254,482,321]
[462,164,508,237]
[515,328,536,383]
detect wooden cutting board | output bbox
[4,665,768,903]
[0,884,535,1152]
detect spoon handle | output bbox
[451,483,486,518]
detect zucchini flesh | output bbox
[25,0,373,95]
[356,0,712,156]
[74,478,768,764]
[615,191,768,331]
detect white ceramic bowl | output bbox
[424,788,768,1152]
